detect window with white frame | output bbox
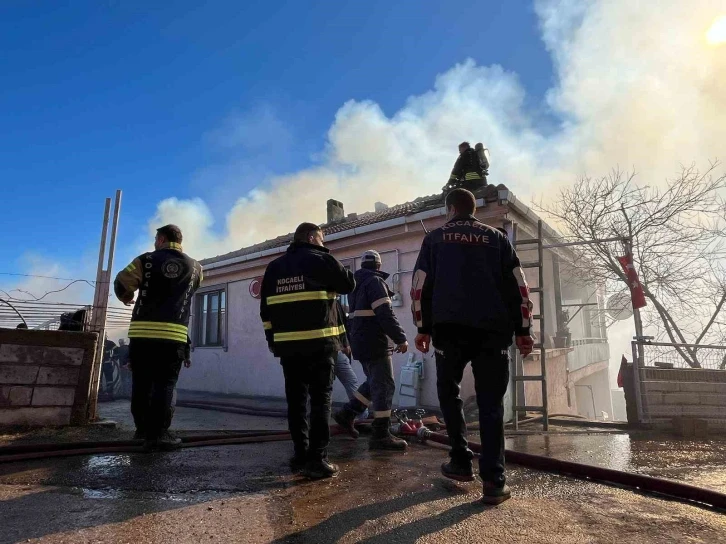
[196,289,226,347]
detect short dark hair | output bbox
[156,224,183,244]
[458,141,471,150]
[294,222,321,244]
[445,188,476,215]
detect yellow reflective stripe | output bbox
[464,172,482,180]
[129,321,188,334]
[125,263,136,272]
[373,410,392,418]
[273,326,345,342]
[370,297,391,310]
[449,174,458,180]
[266,291,336,305]
[169,242,183,251]
[351,310,376,317]
[263,321,272,330]
[128,330,187,342]
[354,390,371,406]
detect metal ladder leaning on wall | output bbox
[511,219,548,431]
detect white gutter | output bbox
[203,196,486,272]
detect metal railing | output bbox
[631,340,726,424]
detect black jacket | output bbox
[347,267,407,361]
[115,243,203,344]
[260,242,355,358]
[411,215,532,342]
[448,148,486,184]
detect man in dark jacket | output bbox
[260,222,355,479]
[412,188,533,504]
[115,224,203,450]
[333,250,409,451]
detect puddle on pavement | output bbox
[85,454,132,471]
[505,432,726,492]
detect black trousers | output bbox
[433,329,510,486]
[102,362,115,394]
[345,355,395,419]
[281,354,335,462]
[129,339,184,440]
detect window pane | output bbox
[220,291,226,344]
[208,292,220,345]
[200,294,208,345]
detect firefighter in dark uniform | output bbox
[444,142,489,193]
[114,224,203,450]
[333,250,409,451]
[260,222,355,479]
[411,189,534,504]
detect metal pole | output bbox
[552,253,563,335]
[512,222,522,431]
[105,190,122,276]
[89,191,122,421]
[538,220,549,431]
[631,340,644,425]
[542,236,627,250]
[91,199,111,327]
[87,197,112,422]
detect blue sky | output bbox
[3,1,724,382]
[0,0,552,276]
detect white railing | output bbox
[570,337,608,346]
[567,340,610,372]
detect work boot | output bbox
[302,459,339,479]
[333,408,360,439]
[369,418,407,451]
[290,449,307,473]
[157,430,182,451]
[482,482,511,505]
[441,460,475,482]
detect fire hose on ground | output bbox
[399,425,726,512]
[1,412,725,512]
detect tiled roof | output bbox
[201,184,503,265]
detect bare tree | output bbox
[537,163,726,368]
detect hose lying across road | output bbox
[1,409,724,512]
[417,429,726,512]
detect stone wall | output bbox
[0,329,98,427]
[641,367,726,432]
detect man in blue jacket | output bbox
[411,188,534,504]
[333,250,409,451]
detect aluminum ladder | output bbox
[512,219,548,430]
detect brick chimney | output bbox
[327,199,345,223]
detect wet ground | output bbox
[507,432,726,494]
[0,401,724,543]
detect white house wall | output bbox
[178,209,508,409]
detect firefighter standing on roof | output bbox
[445,141,489,193]
[333,250,409,451]
[114,224,202,451]
[260,222,355,480]
[411,189,533,505]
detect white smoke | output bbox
[145,0,726,401]
[151,0,726,261]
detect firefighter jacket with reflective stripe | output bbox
[448,148,486,184]
[260,242,355,358]
[411,215,532,339]
[347,267,407,361]
[114,243,203,344]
